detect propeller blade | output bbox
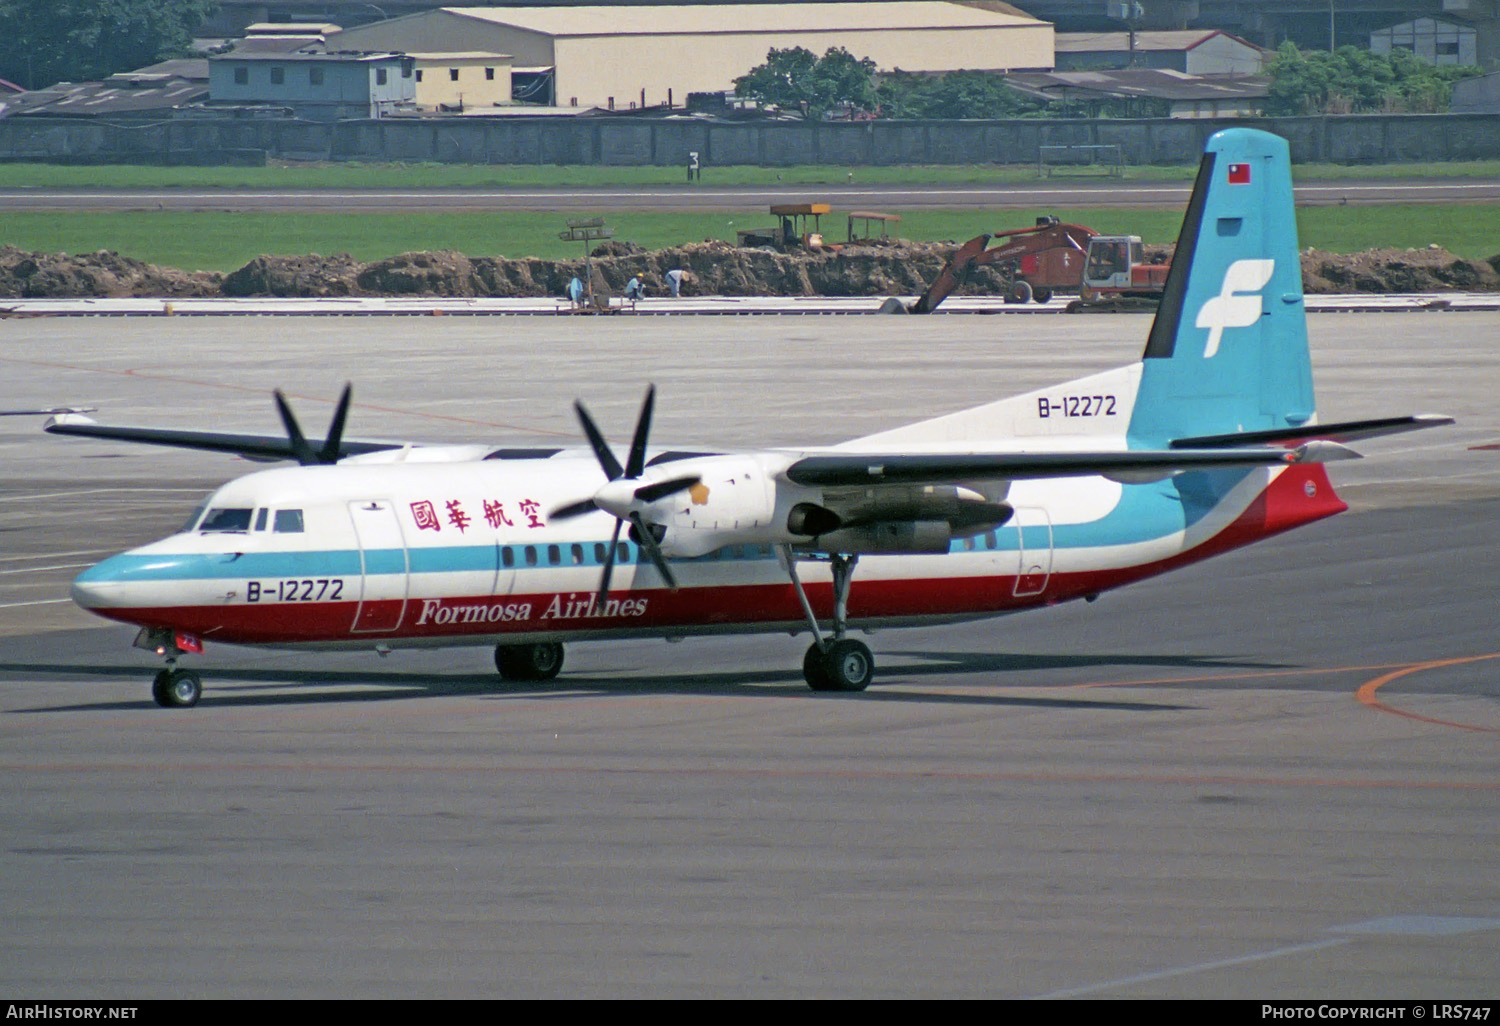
[549,498,599,521]
[272,389,318,466]
[316,383,353,464]
[634,474,700,505]
[574,400,623,482]
[625,385,655,479]
[629,511,678,591]
[596,518,624,605]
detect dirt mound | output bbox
[221,253,362,297]
[1300,246,1500,294]
[0,246,219,299]
[2,242,1497,300]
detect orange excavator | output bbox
[895,216,1170,313]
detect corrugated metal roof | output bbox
[0,76,210,117]
[1006,69,1268,102]
[1054,30,1263,53]
[443,2,1042,36]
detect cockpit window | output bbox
[254,508,268,532]
[273,509,305,533]
[180,503,208,534]
[200,508,254,533]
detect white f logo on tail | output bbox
[1196,259,1274,358]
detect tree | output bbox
[734,46,877,117]
[1264,42,1481,116]
[0,0,219,90]
[877,69,1045,119]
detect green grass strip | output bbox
[2,204,1495,273]
[0,159,1498,190]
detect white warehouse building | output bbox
[328,2,1055,110]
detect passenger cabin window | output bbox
[547,545,561,566]
[273,509,305,533]
[502,547,515,568]
[200,508,253,533]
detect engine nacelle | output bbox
[800,520,953,555]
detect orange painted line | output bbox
[1355,652,1500,733]
[1056,661,1414,691]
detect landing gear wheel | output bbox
[494,642,564,682]
[1004,280,1033,305]
[154,668,201,708]
[803,643,834,691]
[151,669,172,707]
[1032,287,1053,303]
[803,639,873,692]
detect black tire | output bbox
[1032,287,1053,303]
[494,642,564,682]
[1005,280,1033,305]
[803,642,835,691]
[803,639,873,692]
[159,669,201,708]
[151,669,173,708]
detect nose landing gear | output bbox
[135,627,204,708]
[151,667,202,708]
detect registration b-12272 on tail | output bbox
[48,128,1451,707]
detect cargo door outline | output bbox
[1012,506,1053,598]
[349,500,409,632]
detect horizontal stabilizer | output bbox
[1171,414,1454,450]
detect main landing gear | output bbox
[782,548,873,692]
[495,641,565,682]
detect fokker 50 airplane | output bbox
[49,128,1449,707]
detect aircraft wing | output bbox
[1170,414,1454,450]
[43,414,402,462]
[782,445,1324,487]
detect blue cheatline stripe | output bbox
[76,474,1252,586]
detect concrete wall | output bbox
[4,112,1500,166]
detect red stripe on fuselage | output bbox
[85,466,1346,647]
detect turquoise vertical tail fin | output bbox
[1128,129,1314,446]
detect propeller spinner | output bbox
[550,386,700,601]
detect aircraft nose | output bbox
[70,554,135,610]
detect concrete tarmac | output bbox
[0,313,1497,998]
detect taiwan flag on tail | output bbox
[1227,163,1251,184]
